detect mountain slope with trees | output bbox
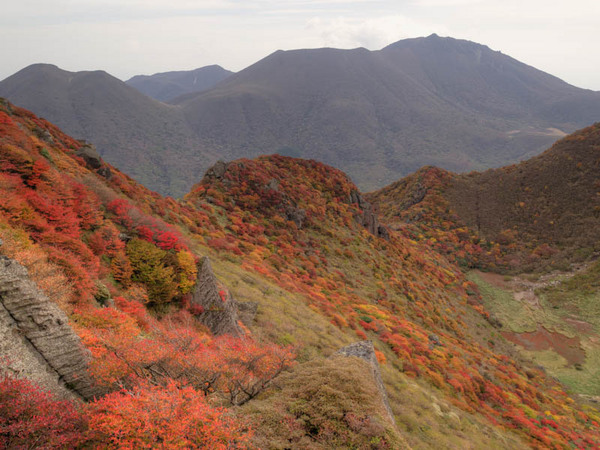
[0,64,214,197]
[1,100,599,448]
[2,35,600,197]
[177,34,600,191]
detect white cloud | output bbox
[306,15,445,49]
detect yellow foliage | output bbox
[176,250,197,295]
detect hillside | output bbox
[126,65,233,102]
[1,100,599,448]
[177,34,600,191]
[3,35,600,197]
[369,122,600,273]
[369,123,600,403]
[0,64,216,197]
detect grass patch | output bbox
[467,272,537,333]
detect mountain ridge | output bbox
[2,35,600,197]
[126,64,233,102]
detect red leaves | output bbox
[0,374,87,449]
[107,198,134,227]
[155,230,182,251]
[0,111,13,126]
[88,381,252,449]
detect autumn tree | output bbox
[87,381,253,449]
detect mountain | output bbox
[176,34,600,191]
[126,65,233,102]
[369,121,600,273]
[2,35,600,197]
[0,63,216,196]
[1,100,599,448]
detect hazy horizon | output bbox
[1,0,600,91]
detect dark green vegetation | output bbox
[2,34,600,197]
[126,65,233,102]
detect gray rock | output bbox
[235,301,258,326]
[336,340,396,425]
[97,166,112,179]
[0,256,103,400]
[190,257,243,336]
[349,190,390,240]
[285,205,306,229]
[118,232,133,242]
[204,160,229,180]
[266,178,280,192]
[76,144,102,169]
[428,334,441,346]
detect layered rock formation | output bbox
[190,257,243,336]
[0,257,101,400]
[337,340,395,425]
[349,190,389,240]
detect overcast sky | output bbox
[1,0,599,90]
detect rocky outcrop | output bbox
[235,301,258,327]
[0,257,102,400]
[75,142,112,179]
[190,257,243,336]
[76,143,102,169]
[204,160,230,181]
[337,340,395,425]
[349,190,390,240]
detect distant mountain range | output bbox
[2,34,600,196]
[126,65,233,102]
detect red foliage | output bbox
[0,374,87,449]
[87,381,252,449]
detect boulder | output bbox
[76,144,102,169]
[284,205,306,229]
[204,160,229,181]
[235,301,258,326]
[190,257,243,336]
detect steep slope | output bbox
[126,65,233,102]
[0,64,215,196]
[1,101,599,448]
[178,34,600,191]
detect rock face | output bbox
[349,190,390,240]
[337,340,395,425]
[204,160,230,181]
[235,301,258,327]
[190,257,243,336]
[75,143,102,169]
[0,256,102,400]
[75,143,112,179]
